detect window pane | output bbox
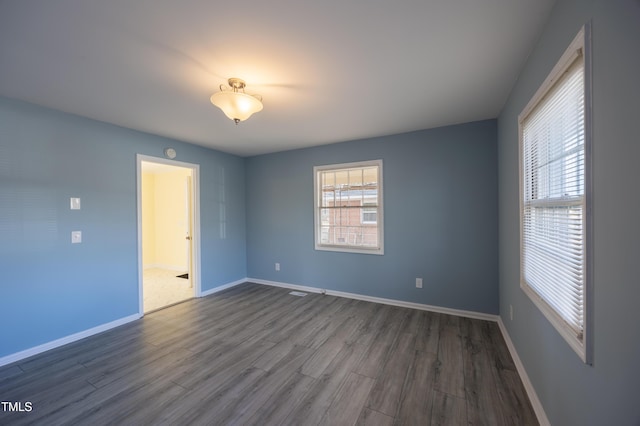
[320,171,335,208]
[362,167,377,187]
[334,170,348,188]
[348,168,363,188]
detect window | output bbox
[519,26,591,362]
[314,160,383,254]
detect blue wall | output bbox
[497,0,640,424]
[0,97,246,358]
[246,120,498,314]
[4,2,636,419]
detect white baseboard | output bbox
[497,318,550,426]
[248,278,499,322]
[0,276,246,368]
[0,313,141,368]
[199,278,247,298]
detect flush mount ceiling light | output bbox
[210,78,263,124]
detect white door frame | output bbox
[136,154,202,315]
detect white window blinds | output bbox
[520,52,586,341]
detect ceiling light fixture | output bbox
[210,78,263,124]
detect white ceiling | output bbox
[0,0,556,157]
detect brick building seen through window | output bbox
[320,190,378,247]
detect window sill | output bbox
[315,244,384,255]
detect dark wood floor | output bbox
[0,283,537,425]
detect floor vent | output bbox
[289,291,308,297]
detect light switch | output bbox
[71,231,82,244]
[70,198,81,210]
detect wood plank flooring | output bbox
[0,283,538,425]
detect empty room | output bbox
[0,0,638,425]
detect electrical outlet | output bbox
[510,304,513,321]
[416,278,423,288]
[70,197,81,210]
[71,231,82,244]
[275,262,280,272]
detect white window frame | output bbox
[518,25,592,363]
[314,160,384,255]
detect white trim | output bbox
[136,154,202,315]
[497,318,551,426]
[518,26,585,123]
[0,314,140,368]
[0,275,245,367]
[248,278,498,322]
[251,278,323,295]
[200,278,247,297]
[521,283,586,360]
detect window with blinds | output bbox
[314,160,383,255]
[518,26,590,362]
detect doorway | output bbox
[136,154,200,314]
